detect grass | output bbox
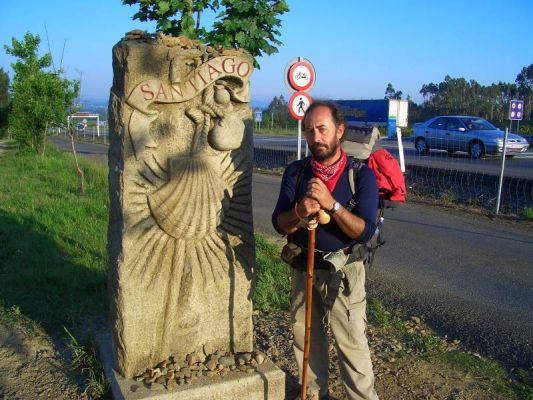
[64,327,111,399]
[0,145,109,330]
[254,235,291,311]
[525,207,533,220]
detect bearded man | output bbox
[272,101,380,400]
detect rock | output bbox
[155,375,166,384]
[245,367,255,374]
[186,353,197,365]
[411,316,421,324]
[195,351,206,363]
[181,367,191,378]
[203,343,214,356]
[269,346,279,356]
[237,355,247,365]
[218,356,236,367]
[242,352,253,362]
[205,359,217,371]
[127,29,145,36]
[150,382,165,391]
[206,371,216,377]
[254,353,265,365]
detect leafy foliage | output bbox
[516,63,533,120]
[384,82,403,100]
[263,94,293,129]
[122,0,289,67]
[4,32,79,154]
[0,68,9,137]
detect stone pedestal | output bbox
[98,334,286,400]
[108,31,256,378]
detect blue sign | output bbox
[509,99,524,121]
[387,117,397,139]
[254,110,263,122]
[334,100,389,125]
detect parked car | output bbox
[413,116,530,158]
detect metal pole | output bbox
[297,119,302,160]
[396,127,405,173]
[495,127,509,215]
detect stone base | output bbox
[97,334,285,400]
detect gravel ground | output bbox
[253,311,512,400]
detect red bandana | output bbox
[310,148,347,191]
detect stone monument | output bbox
[107,31,257,380]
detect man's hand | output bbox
[296,195,321,218]
[306,178,335,211]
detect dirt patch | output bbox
[0,322,85,399]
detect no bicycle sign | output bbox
[285,57,316,92]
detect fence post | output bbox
[495,128,509,215]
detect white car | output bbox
[413,116,529,158]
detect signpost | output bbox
[285,57,315,159]
[497,99,523,215]
[254,110,262,130]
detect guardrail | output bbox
[253,144,533,216]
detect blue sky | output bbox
[1,0,532,109]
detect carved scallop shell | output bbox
[147,156,227,240]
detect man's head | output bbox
[303,101,345,164]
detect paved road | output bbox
[51,136,533,368]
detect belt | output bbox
[301,247,352,261]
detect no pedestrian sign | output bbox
[287,59,315,92]
[288,91,313,120]
[509,99,524,121]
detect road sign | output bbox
[254,110,262,122]
[509,99,524,120]
[288,91,313,120]
[285,58,316,92]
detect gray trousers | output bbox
[290,257,379,400]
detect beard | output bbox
[310,140,340,162]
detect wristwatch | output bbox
[330,201,341,214]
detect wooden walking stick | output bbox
[301,225,316,400]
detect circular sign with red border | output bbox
[288,91,313,120]
[287,60,315,92]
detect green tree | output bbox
[122,0,289,67]
[4,32,79,154]
[516,63,533,119]
[265,94,292,129]
[0,68,9,137]
[384,83,402,100]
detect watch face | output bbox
[332,201,340,213]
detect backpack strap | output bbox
[295,156,311,195]
[346,158,363,212]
